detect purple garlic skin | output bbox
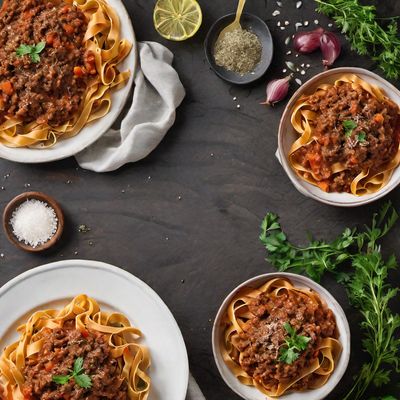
[320,31,341,67]
[293,27,324,54]
[261,75,292,106]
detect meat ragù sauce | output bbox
[292,82,400,193]
[22,321,128,400]
[237,289,337,392]
[0,0,96,126]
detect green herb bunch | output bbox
[260,203,400,400]
[52,357,92,389]
[315,0,400,80]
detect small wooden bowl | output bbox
[3,192,64,252]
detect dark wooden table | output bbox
[1,1,399,399]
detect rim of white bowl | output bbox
[212,272,351,400]
[278,67,400,207]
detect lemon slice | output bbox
[153,0,202,41]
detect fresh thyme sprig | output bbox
[260,203,400,400]
[315,0,400,80]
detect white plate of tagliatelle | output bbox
[0,260,189,400]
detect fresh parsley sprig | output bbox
[279,323,311,364]
[260,203,400,400]
[52,357,92,389]
[343,120,357,138]
[315,0,400,80]
[16,42,46,63]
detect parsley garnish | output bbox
[52,357,92,389]
[356,131,368,144]
[279,323,311,364]
[16,42,46,63]
[316,0,400,80]
[343,119,357,137]
[260,203,400,400]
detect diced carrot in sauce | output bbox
[46,32,57,46]
[81,328,89,338]
[44,361,54,372]
[0,81,13,96]
[84,52,97,75]
[63,24,75,35]
[373,113,384,124]
[307,153,321,174]
[350,101,358,116]
[74,66,86,77]
[349,156,358,165]
[317,181,329,192]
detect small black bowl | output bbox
[204,13,274,85]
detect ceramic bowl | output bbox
[212,272,350,400]
[3,191,64,252]
[278,67,400,207]
[0,0,136,163]
[204,13,273,85]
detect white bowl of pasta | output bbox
[278,67,400,207]
[212,272,350,400]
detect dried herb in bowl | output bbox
[214,28,262,75]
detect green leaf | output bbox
[30,53,41,63]
[34,41,46,53]
[283,322,295,336]
[279,346,299,364]
[52,375,71,385]
[16,44,33,57]
[294,334,311,350]
[343,119,357,137]
[74,373,92,389]
[74,357,84,374]
[357,132,367,143]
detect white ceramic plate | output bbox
[278,67,400,207]
[212,272,351,400]
[0,0,137,163]
[0,260,189,400]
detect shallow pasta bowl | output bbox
[212,272,350,400]
[278,67,400,207]
[0,0,137,163]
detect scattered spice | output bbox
[10,199,58,248]
[214,29,262,75]
[78,224,91,233]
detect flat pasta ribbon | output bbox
[0,294,150,400]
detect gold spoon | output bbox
[216,0,246,43]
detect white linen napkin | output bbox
[186,373,206,400]
[75,41,185,172]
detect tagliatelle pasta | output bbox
[0,0,132,148]
[288,74,400,195]
[0,295,150,400]
[221,278,342,397]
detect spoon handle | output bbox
[234,0,246,24]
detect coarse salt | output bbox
[10,199,58,248]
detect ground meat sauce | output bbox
[292,82,400,193]
[0,0,96,126]
[237,289,337,392]
[22,321,128,400]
